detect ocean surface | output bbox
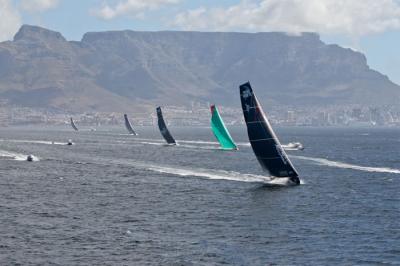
[0,125,399,265]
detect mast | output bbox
[239,82,299,184]
[124,114,137,135]
[156,107,177,145]
[210,104,237,150]
[70,117,78,131]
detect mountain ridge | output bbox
[0,24,398,113]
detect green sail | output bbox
[210,105,238,150]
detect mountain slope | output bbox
[0,25,398,112]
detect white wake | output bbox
[0,149,39,161]
[292,155,400,174]
[119,139,221,150]
[144,164,272,183]
[0,139,66,145]
[111,136,303,151]
[81,156,287,184]
[135,161,304,185]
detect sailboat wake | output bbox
[0,139,66,145]
[75,155,287,184]
[175,144,224,150]
[144,164,274,183]
[116,137,302,151]
[0,149,39,161]
[122,139,221,150]
[135,141,166,146]
[177,139,219,145]
[292,155,400,174]
[143,162,304,185]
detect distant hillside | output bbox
[0,25,399,112]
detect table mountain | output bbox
[0,25,398,112]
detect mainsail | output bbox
[239,82,300,184]
[156,107,177,145]
[70,117,78,131]
[210,105,237,150]
[124,114,137,135]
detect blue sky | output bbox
[1,0,399,84]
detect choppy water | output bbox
[0,126,399,265]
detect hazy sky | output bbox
[1,0,399,84]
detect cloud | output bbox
[20,0,59,12]
[173,0,400,36]
[92,0,180,20]
[0,0,22,41]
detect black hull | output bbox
[290,176,301,185]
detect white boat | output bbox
[283,142,304,150]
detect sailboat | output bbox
[70,117,79,131]
[156,107,177,145]
[239,82,300,185]
[210,104,238,150]
[124,114,138,135]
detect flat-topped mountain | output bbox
[0,25,398,112]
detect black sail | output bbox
[70,117,78,131]
[156,107,176,145]
[124,114,137,135]
[239,82,299,182]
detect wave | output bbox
[0,139,67,145]
[0,149,39,161]
[292,155,400,174]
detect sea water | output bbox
[0,126,399,265]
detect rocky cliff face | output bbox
[0,25,398,112]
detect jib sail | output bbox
[124,114,137,135]
[156,107,177,145]
[210,104,237,150]
[70,117,78,131]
